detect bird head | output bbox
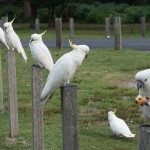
[3,17,15,33]
[30,30,47,44]
[69,40,90,58]
[135,95,149,106]
[135,69,150,96]
[108,109,116,121]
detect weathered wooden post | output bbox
[35,17,40,34]
[114,16,122,50]
[61,84,79,150]
[0,16,8,115]
[7,50,18,138]
[105,17,110,39]
[32,65,44,150]
[1,15,8,26]
[0,47,3,115]
[69,18,74,39]
[55,18,62,49]
[141,16,146,38]
[139,124,150,150]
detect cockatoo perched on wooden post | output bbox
[3,17,27,63]
[40,40,90,106]
[135,69,150,120]
[108,110,135,137]
[29,30,54,72]
[0,27,9,49]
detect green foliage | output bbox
[74,3,150,24]
[0,4,23,22]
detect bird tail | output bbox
[21,49,27,63]
[40,89,55,108]
[124,133,135,138]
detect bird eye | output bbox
[145,79,147,82]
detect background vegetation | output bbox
[0,0,150,26]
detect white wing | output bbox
[40,55,73,100]
[29,42,54,71]
[5,31,27,62]
[110,118,135,137]
[0,27,9,49]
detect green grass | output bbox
[0,45,150,149]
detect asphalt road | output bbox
[24,38,150,51]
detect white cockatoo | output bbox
[40,40,90,106]
[135,69,150,120]
[29,30,54,72]
[108,110,135,137]
[0,27,9,49]
[3,17,27,63]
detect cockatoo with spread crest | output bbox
[40,40,90,106]
[108,110,135,137]
[29,30,54,72]
[3,17,27,63]
[135,69,150,120]
[0,27,9,49]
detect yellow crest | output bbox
[69,39,77,49]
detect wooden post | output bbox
[61,84,79,150]
[0,48,4,115]
[1,16,8,26]
[0,16,8,115]
[105,17,110,39]
[69,18,74,39]
[35,17,40,34]
[32,65,44,150]
[114,17,122,50]
[7,50,18,138]
[141,16,146,38]
[55,18,62,49]
[139,124,150,150]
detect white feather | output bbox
[3,20,27,63]
[108,111,135,137]
[135,69,150,120]
[29,33,54,72]
[0,27,9,49]
[40,42,90,104]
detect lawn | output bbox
[0,44,150,149]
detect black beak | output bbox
[3,27,7,31]
[137,80,144,90]
[30,39,34,44]
[85,54,88,58]
[145,102,150,106]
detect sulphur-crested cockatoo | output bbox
[0,27,9,49]
[29,30,54,72]
[3,17,27,63]
[40,40,90,106]
[108,110,135,137]
[135,69,150,120]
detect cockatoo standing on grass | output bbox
[40,40,90,106]
[3,17,27,63]
[0,27,9,49]
[108,110,135,137]
[29,30,54,72]
[135,69,150,120]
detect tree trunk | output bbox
[23,0,31,18]
[30,2,38,27]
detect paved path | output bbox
[24,38,150,51]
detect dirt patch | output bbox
[118,80,136,88]
[5,137,16,145]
